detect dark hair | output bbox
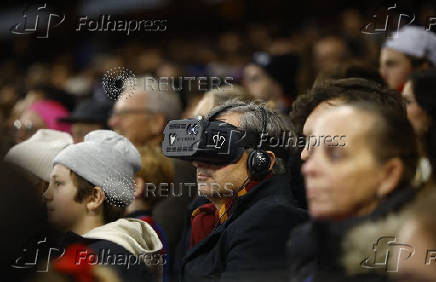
[290,78,403,138]
[70,171,125,223]
[313,63,386,87]
[409,69,436,116]
[31,83,76,111]
[409,69,436,178]
[343,100,418,185]
[405,54,435,69]
[207,101,294,175]
[0,161,48,277]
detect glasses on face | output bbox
[13,119,34,131]
[12,119,45,142]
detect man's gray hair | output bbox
[206,100,294,175]
[125,76,182,121]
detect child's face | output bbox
[43,164,87,232]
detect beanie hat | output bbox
[383,26,436,66]
[251,52,299,99]
[4,129,73,182]
[30,100,72,133]
[53,130,141,207]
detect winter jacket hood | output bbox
[82,218,163,256]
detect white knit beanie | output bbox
[4,129,73,182]
[383,26,436,65]
[53,130,141,207]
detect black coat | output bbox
[287,185,417,282]
[179,174,308,282]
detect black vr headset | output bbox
[162,105,287,180]
[162,116,257,165]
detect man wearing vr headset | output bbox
[163,101,308,282]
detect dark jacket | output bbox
[179,174,308,282]
[287,185,417,282]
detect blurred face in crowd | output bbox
[43,164,88,231]
[192,112,274,206]
[71,123,105,143]
[402,80,430,136]
[109,92,164,145]
[302,106,403,220]
[243,64,282,101]
[300,99,342,161]
[379,48,412,90]
[313,37,348,74]
[14,109,46,143]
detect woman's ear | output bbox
[377,158,404,198]
[86,186,105,211]
[266,151,276,170]
[134,176,145,198]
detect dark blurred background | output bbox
[0,0,435,151]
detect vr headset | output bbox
[162,116,259,165]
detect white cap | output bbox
[384,26,436,65]
[4,129,73,182]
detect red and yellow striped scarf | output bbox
[190,174,271,248]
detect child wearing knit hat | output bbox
[43,130,162,281]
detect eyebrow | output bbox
[51,175,60,180]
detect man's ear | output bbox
[86,186,105,211]
[134,176,145,198]
[377,158,404,198]
[266,150,276,170]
